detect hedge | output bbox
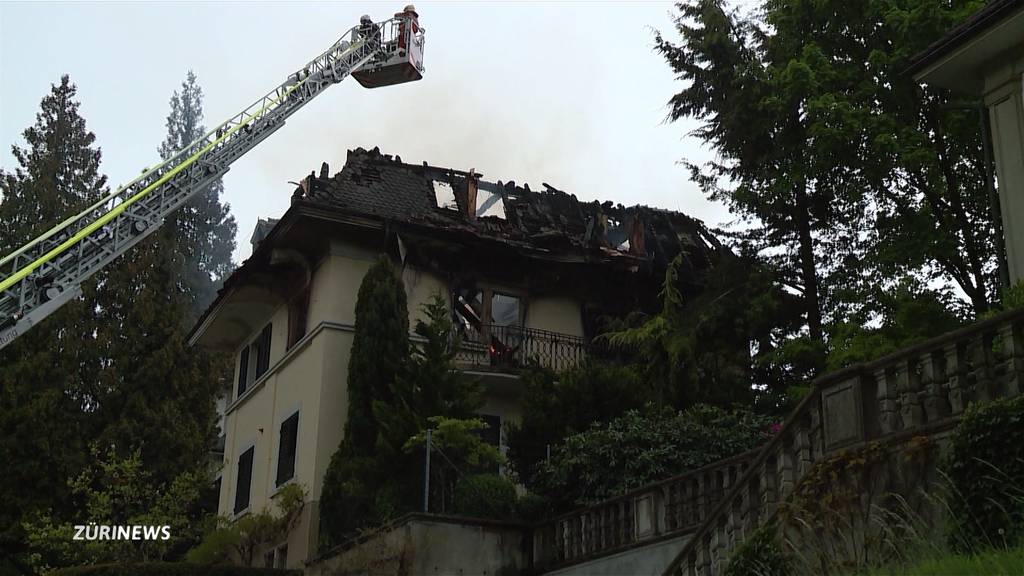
[51,562,301,576]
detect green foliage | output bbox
[723,524,792,576]
[23,445,206,572]
[343,254,410,455]
[453,474,518,521]
[655,0,999,368]
[863,544,1024,576]
[51,563,300,576]
[505,360,648,488]
[0,75,106,572]
[186,484,305,567]
[826,280,963,371]
[320,255,409,545]
[534,405,771,507]
[944,395,1024,552]
[515,493,552,524]
[404,416,504,471]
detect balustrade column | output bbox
[875,367,899,434]
[898,357,926,429]
[921,351,949,421]
[760,457,778,518]
[968,332,996,403]
[944,342,967,415]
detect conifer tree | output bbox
[319,255,409,545]
[89,72,230,493]
[0,75,106,574]
[157,70,237,318]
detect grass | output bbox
[863,545,1024,576]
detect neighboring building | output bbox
[908,0,1024,284]
[188,146,725,568]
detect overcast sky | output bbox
[0,1,734,264]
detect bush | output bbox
[722,524,791,576]
[534,404,771,507]
[516,492,551,523]
[51,563,301,576]
[945,395,1024,552]
[453,474,518,520]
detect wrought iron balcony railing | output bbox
[454,323,588,372]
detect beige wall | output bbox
[216,241,587,567]
[526,295,585,337]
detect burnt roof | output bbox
[295,146,724,270]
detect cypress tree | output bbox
[0,75,106,573]
[319,255,409,546]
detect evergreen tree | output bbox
[157,70,236,318]
[88,72,230,496]
[0,75,106,574]
[319,255,409,546]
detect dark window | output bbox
[287,289,310,350]
[276,412,299,486]
[490,293,521,327]
[255,324,272,379]
[234,446,254,514]
[237,346,250,398]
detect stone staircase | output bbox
[527,308,1024,576]
[662,307,1024,575]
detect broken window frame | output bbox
[286,287,310,351]
[452,285,526,367]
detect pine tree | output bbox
[0,75,106,573]
[156,70,236,319]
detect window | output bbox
[276,412,299,486]
[234,446,254,514]
[287,289,309,350]
[236,323,273,399]
[490,293,521,327]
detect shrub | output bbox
[944,395,1024,552]
[722,524,791,576]
[51,563,300,576]
[516,492,551,523]
[534,404,771,507]
[453,474,518,521]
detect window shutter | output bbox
[276,412,299,486]
[234,446,254,514]
[237,346,250,397]
[256,324,272,378]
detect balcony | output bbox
[454,323,589,373]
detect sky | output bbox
[0,0,734,264]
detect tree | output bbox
[187,483,305,567]
[88,72,228,502]
[156,70,236,318]
[22,444,207,572]
[0,75,106,574]
[319,255,409,545]
[655,0,1000,353]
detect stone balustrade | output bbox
[663,307,1024,576]
[532,450,759,571]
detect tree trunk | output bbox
[794,180,824,344]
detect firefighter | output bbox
[358,14,380,44]
[395,4,419,50]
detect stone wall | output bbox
[305,514,527,576]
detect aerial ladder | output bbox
[0,8,425,352]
